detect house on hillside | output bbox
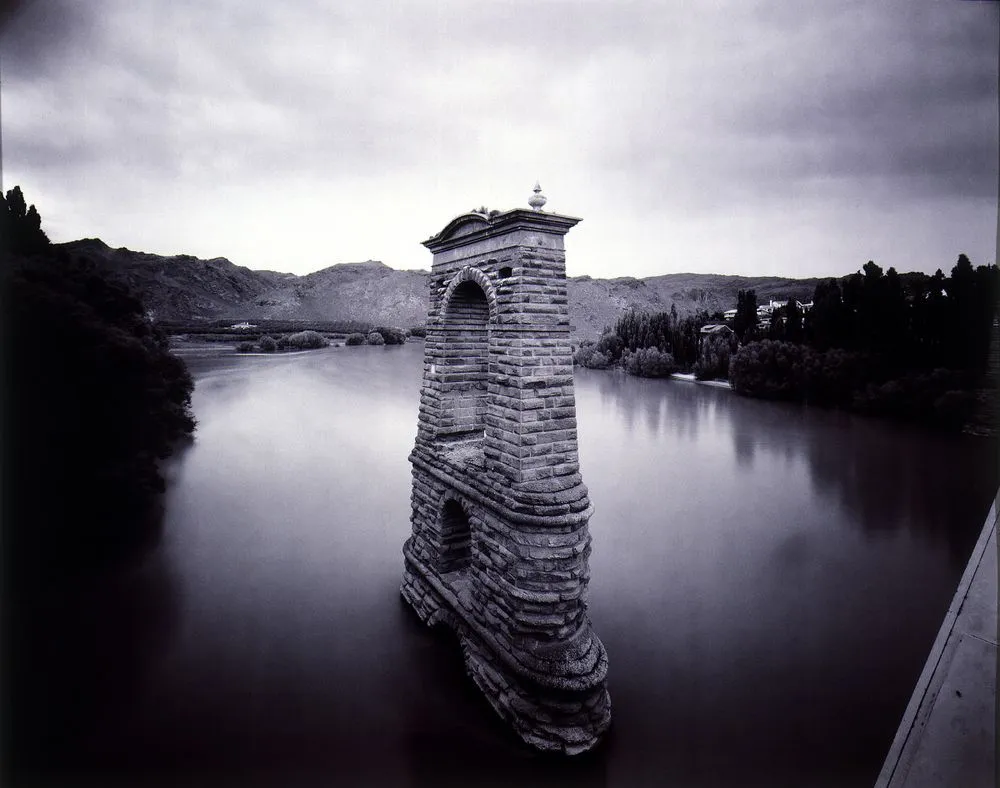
[763,299,813,314]
[756,299,813,324]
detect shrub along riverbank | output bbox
[728,341,986,428]
[236,329,330,353]
[164,320,427,352]
[231,324,415,352]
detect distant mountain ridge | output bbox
[56,238,824,337]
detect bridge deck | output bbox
[875,490,998,787]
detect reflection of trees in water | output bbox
[4,446,195,779]
[727,395,997,566]
[593,371,737,444]
[733,427,756,469]
[6,515,180,779]
[804,422,997,566]
[588,367,996,565]
[642,386,664,437]
[726,395,812,468]
[594,371,637,436]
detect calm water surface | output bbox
[48,342,998,786]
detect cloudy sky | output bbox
[2,0,997,278]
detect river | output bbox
[35,341,998,787]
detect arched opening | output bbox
[438,498,472,573]
[438,279,490,439]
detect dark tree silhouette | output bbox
[2,189,197,782]
[804,279,849,350]
[2,186,52,255]
[731,254,999,429]
[785,299,803,343]
[734,289,758,342]
[2,188,196,585]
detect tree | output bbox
[2,186,51,255]
[695,331,738,380]
[623,347,676,377]
[596,328,625,362]
[285,330,329,349]
[805,279,848,350]
[881,267,908,362]
[943,254,999,374]
[767,306,784,341]
[372,326,407,345]
[785,299,803,344]
[910,269,950,367]
[857,260,884,354]
[7,257,196,580]
[734,289,758,342]
[970,263,1000,376]
[4,188,196,583]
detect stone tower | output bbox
[400,187,611,754]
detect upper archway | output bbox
[436,273,491,439]
[441,266,499,324]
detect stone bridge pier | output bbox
[401,187,611,754]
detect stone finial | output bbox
[528,181,547,211]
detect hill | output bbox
[567,273,822,337]
[56,239,827,337]
[57,239,429,327]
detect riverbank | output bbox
[669,372,732,389]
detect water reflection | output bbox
[802,419,996,561]
[581,367,997,567]
[576,364,995,785]
[593,371,723,443]
[8,525,181,779]
[20,344,994,787]
[721,390,995,564]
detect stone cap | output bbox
[423,208,582,254]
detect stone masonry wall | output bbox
[402,209,610,754]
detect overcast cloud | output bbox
[2,0,997,277]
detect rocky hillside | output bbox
[57,239,429,327]
[56,238,824,337]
